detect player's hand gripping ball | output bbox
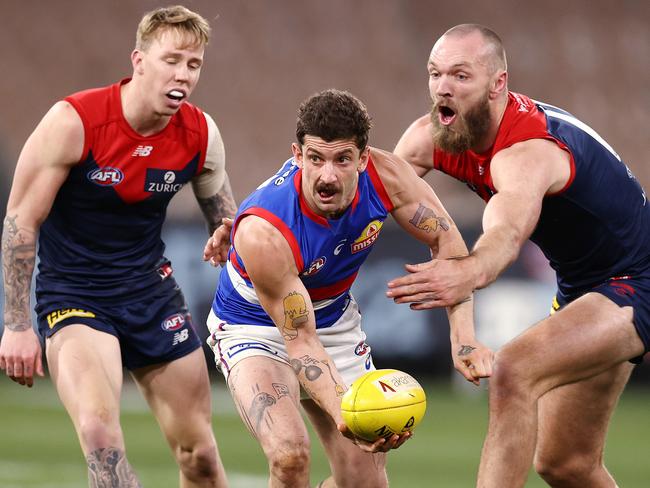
[341,369,426,442]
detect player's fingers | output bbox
[12,361,23,380]
[386,271,421,289]
[408,299,447,310]
[36,353,44,378]
[0,356,6,370]
[393,432,412,449]
[390,289,439,304]
[456,361,474,382]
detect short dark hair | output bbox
[296,89,372,151]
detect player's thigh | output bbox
[497,292,644,395]
[302,398,387,484]
[536,361,634,463]
[227,356,306,451]
[46,324,123,423]
[131,347,213,446]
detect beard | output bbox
[430,93,492,154]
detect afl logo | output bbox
[87,167,124,186]
[161,313,185,331]
[354,341,370,356]
[302,257,326,277]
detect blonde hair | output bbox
[136,5,210,51]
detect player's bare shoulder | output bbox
[28,100,85,168]
[394,114,434,176]
[369,147,424,205]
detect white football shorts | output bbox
[206,297,375,391]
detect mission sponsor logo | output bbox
[161,313,186,331]
[145,169,184,193]
[47,308,96,329]
[87,167,124,186]
[351,220,383,254]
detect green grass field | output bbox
[0,378,648,487]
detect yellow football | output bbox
[341,369,426,442]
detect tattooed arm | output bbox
[372,148,493,384]
[192,113,237,235]
[1,101,81,387]
[233,215,347,424]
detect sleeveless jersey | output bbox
[434,91,650,295]
[36,78,208,299]
[212,156,393,328]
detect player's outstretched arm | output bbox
[466,139,570,290]
[1,101,82,387]
[372,148,493,383]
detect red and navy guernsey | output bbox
[36,79,208,299]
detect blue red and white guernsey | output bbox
[35,78,209,299]
[434,91,650,297]
[212,156,394,328]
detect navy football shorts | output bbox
[553,272,650,364]
[36,277,201,370]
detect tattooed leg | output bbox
[86,447,141,488]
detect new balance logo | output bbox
[132,145,153,157]
[172,329,190,345]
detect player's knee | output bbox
[268,441,310,483]
[77,407,122,450]
[535,452,599,487]
[176,440,220,482]
[489,349,537,403]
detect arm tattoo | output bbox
[409,203,450,233]
[457,345,476,356]
[2,215,36,331]
[281,292,309,340]
[196,175,237,234]
[297,354,346,397]
[86,447,142,488]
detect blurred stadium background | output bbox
[0,0,648,486]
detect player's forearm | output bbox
[469,225,522,289]
[195,175,237,234]
[447,297,475,344]
[287,339,347,423]
[2,214,36,330]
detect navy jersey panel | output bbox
[213,157,392,328]
[36,276,201,370]
[532,102,650,294]
[36,79,208,299]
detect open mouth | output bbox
[317,187,337,202]
[438,105,457,126]
[166,89,186,102]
